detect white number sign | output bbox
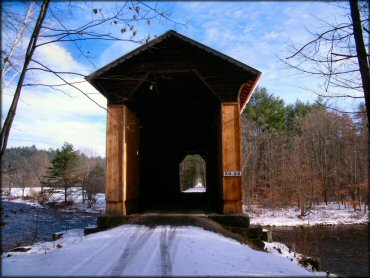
[223,171,242,177]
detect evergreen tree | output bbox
[45,142,80,203]
[243,87,287,133]
[285,99,321,131]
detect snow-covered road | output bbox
[2,224,318,276]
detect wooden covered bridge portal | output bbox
[86,30,261,216]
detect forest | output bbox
[1,143,105,206]
[1,87,368,214]
[242,87,368,214]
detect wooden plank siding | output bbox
[106,105,124,215]
[122,106,140,214]
[221,103,243,214]
[105,104,140,216]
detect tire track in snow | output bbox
[160,226,177,276]
[109,226,154,276]
[64,226,141,276]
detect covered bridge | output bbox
[86,30,261,216]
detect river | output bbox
[1,201,97,253]
[270,225,369,277]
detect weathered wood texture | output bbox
[122,105,140,214]
[106,105,124,215]
[221,103,243,214]
[106,104,140,216]
[89,34,259,109]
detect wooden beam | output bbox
[105,104,124,216]
[192,69,223,102]
[239,72,262,113]
[122,105,140,214]
[105,104,140,216]
[221,103,242,214]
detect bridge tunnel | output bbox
[128,72,221,212]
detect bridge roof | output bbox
[86,30,261,112]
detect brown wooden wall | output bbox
[221,103,243,213]
[105,102,243,215]
[106,104,140,215]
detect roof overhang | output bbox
[86,30,262,113]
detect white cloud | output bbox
[34,43,87,74]
[4,87,107,156]
[3,40,108,156]
[263,31,279,40]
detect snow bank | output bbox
[245,203,368,226]
[2,225,326,276]
[2,187,105,214]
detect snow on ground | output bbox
[1,187,105,214]
[3,188,368,226]
[2,224,329,277]
[183,183,206,193]
[245,203,369,226]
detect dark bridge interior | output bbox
[127,72,221,212]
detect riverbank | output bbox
[270,225,368,277]
[1,187,105,214]
[4,188,368,227]
[244,202,369,226]
[1,201,97,252]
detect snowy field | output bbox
[2,187,368,226]
[245,203,369,226]
[2,224,331,276]
[1,187,105,214]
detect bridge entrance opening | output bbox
[180,155,206,193]
[130,72,221,213]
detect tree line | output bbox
[1,143,105,207]
[242,87,368,214]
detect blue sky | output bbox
[2,1,363,157]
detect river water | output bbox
[1,201,97,253]
[270,225,369,277]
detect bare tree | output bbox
[85,161,105,208]
[1,2,37,90]
[78,152,97,204]
[242,88,368,212]
[283,0,369,189]
[0,1,184,160]
[28,152,50,197]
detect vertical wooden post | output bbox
[105,104,140,216]
[123,106,140,214]
[221,103,243,214]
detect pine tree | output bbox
[243,87,287,133]
[45,142,79,203]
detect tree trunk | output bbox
[324,188,328,205]
[0,0,50,160]
[349,0,370,208]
